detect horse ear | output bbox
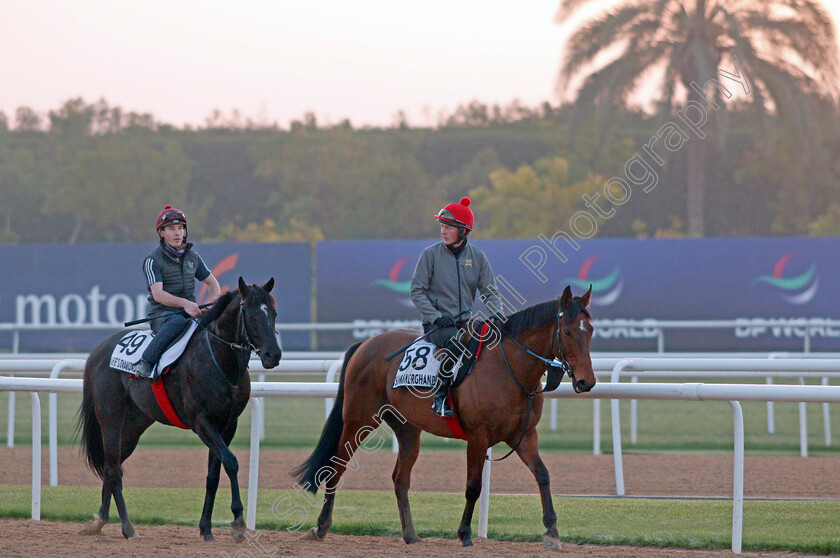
[238,276,249,296]
[560,285,573,309]
[580,284,593,308]
[262,277,274,293]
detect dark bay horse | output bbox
[78,277,282,541]
[294,286,595,548]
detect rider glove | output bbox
[434,315,455,328]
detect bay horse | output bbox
[294,285,595,548]
[78,277,282,541]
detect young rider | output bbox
[133,205,220,379]
[410,197,502,416]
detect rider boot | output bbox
[431,345,459,417]
[133,359,155,379]
[132,313,187,380]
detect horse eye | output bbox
[563,329,571,336]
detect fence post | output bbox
[823,377,831,447]
[49,360,76,487]
[246,397,262,531]
[729,401,744,555]
[799,377,808,458]
[6,384,14,448]
[610,360,632,496]
[478,448,492,538]
[30,392,41,521]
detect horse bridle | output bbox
[201,299,265,358]
[490,308,575,462]
[503,308,576,387]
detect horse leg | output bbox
[101,423,136,539]
[82,483,110,535]
[388,420,422,544]
[92,412,152,538]
[308,416,379,541]
[194,415,246,541]
[198,420,238,541]
[457,438,489,547]
[514,428,561,548]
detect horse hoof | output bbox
[81,514,106,535]
[543,535,562,549]
[203,531,215,542]
[404,535,423,544]
[461,538,473,547]
[230,518,246,541]
[122,523,136,539]
[305,527,324,541]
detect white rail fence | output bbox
[0,358,343,458]
[3,354,840,463]
[5,368,840,553]
[4,317,840,353]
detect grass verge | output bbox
[1,486,840,554]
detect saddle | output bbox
[109,322,199,376]
[438,321,494,389]
[392,322,495,391]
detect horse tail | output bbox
[77,360,106,480]
[291,341,362,493]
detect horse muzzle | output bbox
[571,375,594,393]
[260,349,282,369]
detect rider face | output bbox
[440,223,461,246]
[159,223,186,249]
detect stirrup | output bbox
[432,391,454,417]
[133,359,155,379]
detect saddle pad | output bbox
[392,340,442,389]
[110,322,198,375]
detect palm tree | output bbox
[556,0,840,236]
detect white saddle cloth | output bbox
[109,322,199,377]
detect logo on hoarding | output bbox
[197,253,239,304]
[752,253,818,305]
[562,255,622,306]
[371,256,414,307]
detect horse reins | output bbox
[489,309,574,462]
[198,300,263,378]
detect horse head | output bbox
[555,285,595,393]
[238,276,282,369]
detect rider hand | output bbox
[183,301,201,317]
[435,315,455,328]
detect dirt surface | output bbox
[3,446,840,498]
[0,519,802,558]
[2,447,840,557]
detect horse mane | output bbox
[500,299,558,335]
[196,283,273,329]
[500,296,591,335]
[197,291,236,328]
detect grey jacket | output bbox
[410,241,503,326]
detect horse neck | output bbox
[213,295,241,340]
[503,323,554,391]
[210,294,249,380]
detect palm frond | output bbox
[556,0,598,22]
[560,5,650,88]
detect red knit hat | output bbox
[156,205,187,232]
[434,197,474,231]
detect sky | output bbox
[2,1,839,129]
[0,0,568,129]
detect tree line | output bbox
[1,94,839,245]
